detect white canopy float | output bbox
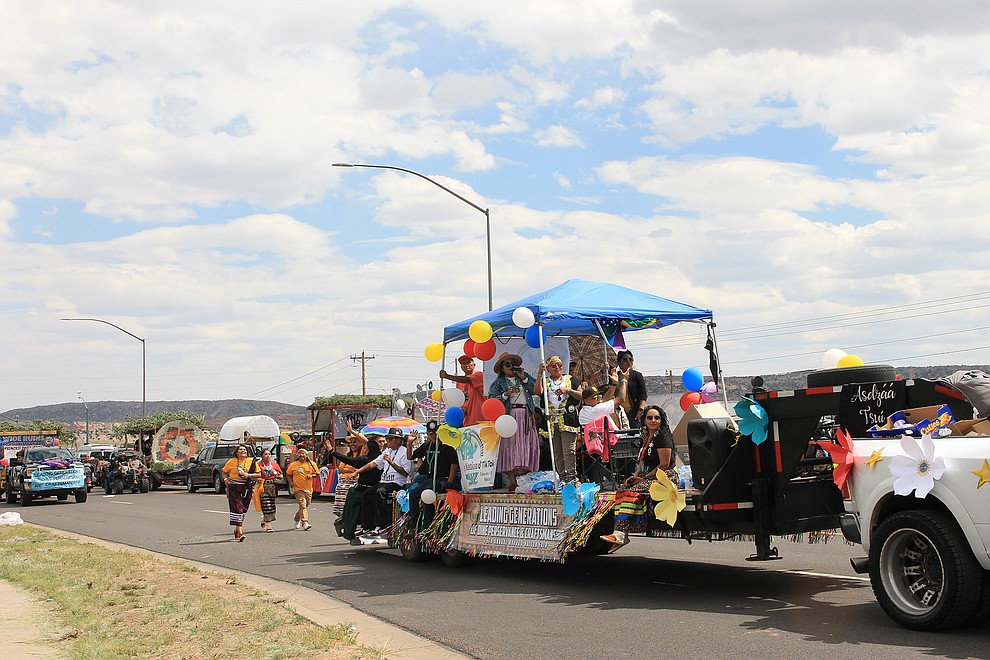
[218,415,281,442]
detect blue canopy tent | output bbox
[442,279,714,342]
[441,279,721,484]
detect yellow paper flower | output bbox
[649,471,686,526]
[478,424,500,451]
[437,424,463,449]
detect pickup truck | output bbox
[1,446,88,505]
[186,443,240,494]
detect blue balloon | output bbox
[682,367,704,392]
[444,406,465,428]
[524,325,545,349]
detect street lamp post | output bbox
[77,392,89,444]
[333,162,493,311]
[61,318,146,418]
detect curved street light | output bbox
[61,318,146,418]
[333,162,493,311]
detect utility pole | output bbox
[350,351,375,395]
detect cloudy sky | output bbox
[3,1,989,414]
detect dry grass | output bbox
[0,525,381,660]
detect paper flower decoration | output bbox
[649,471,686,526]
[437,424,463,449]
[478,424,500,452]
[562,482,600,516]
[395,488,410,513]
[818,429,855,490]
[972,460,990,489]
[890,434,945,499]
[733,396,770,445]
[445,490,465,515]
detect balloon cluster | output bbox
[678,367,718,410]
[821,348,864,369]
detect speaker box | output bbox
[687,418,735,489]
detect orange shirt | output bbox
[286,459,319,492]
[221,457,255,481]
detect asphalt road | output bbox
[8,488,990,659]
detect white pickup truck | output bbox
[844,433,990,631]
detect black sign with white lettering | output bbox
[839,380,907,436]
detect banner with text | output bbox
[456,425,499,492]
[454,493,574,560]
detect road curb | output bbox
[30,524,470,660]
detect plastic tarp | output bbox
[218,415,280,441]
[442,279,713,343]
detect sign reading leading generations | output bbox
[454,493,574,560]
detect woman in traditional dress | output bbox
[254,448,282,532]
[488,352,540,490]
[221,444,260,541]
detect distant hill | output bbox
[2,399,311,432]
[5,365,986,430]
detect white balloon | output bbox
[512,306,536,329]
[394,398,406,410]
[822,348,847,370]
[442,387,465,407]
[494,414,518,438]
[421,489,437,505]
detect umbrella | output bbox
[361,416,427,436]
[568,335,617,388]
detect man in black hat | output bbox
[405,420,459,527]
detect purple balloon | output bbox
[701,381,718,395]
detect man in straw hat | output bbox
[534,355,583,482]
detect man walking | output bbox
[286,448,319,530]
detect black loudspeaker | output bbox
[687,418,735,489]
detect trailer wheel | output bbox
[870,510,982,630]
[439,547,472,567]
[74,489,88,503]
[807,364,896,388]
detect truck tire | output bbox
[20,487,32,507]
[5,485,16,504]
[150,473,162,491]
[869,510,982,630]
[75,489,88,503]
[56,493,69,501]
[213,473,226,494]
[187,477,198,493]
[807,364,896,388]
[139,478,150,493]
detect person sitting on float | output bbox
[405,420,459,527]
[624,405,674,487]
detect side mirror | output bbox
[188,456,199,464]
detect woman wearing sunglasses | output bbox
[625,405,674,486]
[489,352,540,490]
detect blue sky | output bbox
[2,1,989,414]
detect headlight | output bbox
[25,467,34,477]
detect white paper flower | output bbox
[889,434,945,499]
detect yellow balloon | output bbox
[837,354,864,368]
[424,342,444,362]
[431,390,442,401]
[468,320,493,344]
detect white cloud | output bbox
[535,125,583,148]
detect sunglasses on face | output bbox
[645,415,661,420]
[618,357,633,363]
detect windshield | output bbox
[25,448,74,462]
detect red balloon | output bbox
[481,398,505,422]
[474,339,497,361]
[463,338,476,358]
[679,391,704,411]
